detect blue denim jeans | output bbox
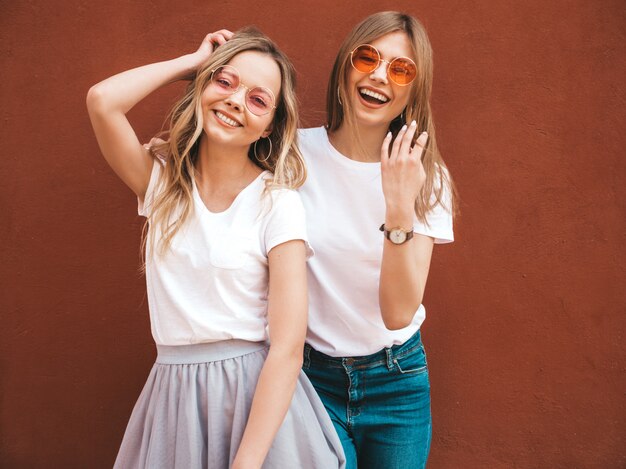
[303,330,431,469]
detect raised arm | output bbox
[86,30,232,198]
[232,239,308,469]
[379,121,434,330]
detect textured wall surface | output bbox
[1,1,624,467]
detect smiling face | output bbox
[346,31,415,130]
[200,50,281,150]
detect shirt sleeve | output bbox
[263,188,314,258]
[137,148,165,218]
[413,173,454,244]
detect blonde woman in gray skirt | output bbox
[87,28,345,469]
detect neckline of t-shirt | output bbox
[317,126,381,171]
[192,170,270,216]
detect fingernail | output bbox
[410,120,417,126]
[401,125,407,131]
[386,131,392,138]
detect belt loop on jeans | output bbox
[385,347,394,370]
[303,343,311,369]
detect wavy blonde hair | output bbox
[145,27,305,256]
[327,11,457,222]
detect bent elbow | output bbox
[382,315,412,331]
[381,299,423,331]
[86,84,108,114]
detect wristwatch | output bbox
[379,224,414,245]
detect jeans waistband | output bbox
[304,330,423,370]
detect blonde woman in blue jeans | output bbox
[298,11,456,469]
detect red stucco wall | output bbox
[1,1,624,467]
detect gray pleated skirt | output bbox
[113,340,345,469]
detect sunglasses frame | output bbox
[349,44,417,86]
[209,65,277,116]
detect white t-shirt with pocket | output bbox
[139,157,311,346]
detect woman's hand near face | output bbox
[380,120,428,218]
[379,121,433,330]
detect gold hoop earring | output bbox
[254,137,272,163]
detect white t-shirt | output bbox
[139,158,311,346]
[298,126,454,357]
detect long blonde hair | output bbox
[327,11,457,221]
[145,27,305,256]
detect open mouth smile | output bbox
[358,87,390,105]
[213,110,242,127]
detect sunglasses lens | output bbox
[246,88,275,116]
[211,66,239,93]
[389,58,417,85]
[351,45,379,73]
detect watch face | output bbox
[389,229,407,244]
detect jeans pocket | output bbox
[394,345,428,374]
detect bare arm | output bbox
[379,121,434,330]
[231,240,308,469]
[85,30,232,198]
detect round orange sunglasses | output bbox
[350,44,417,86]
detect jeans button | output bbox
[345,358,354,366]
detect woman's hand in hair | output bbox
[381,120,428,215]
[187,29,234,72]
[87,31,228,198]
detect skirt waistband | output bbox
[156,340,268,365]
